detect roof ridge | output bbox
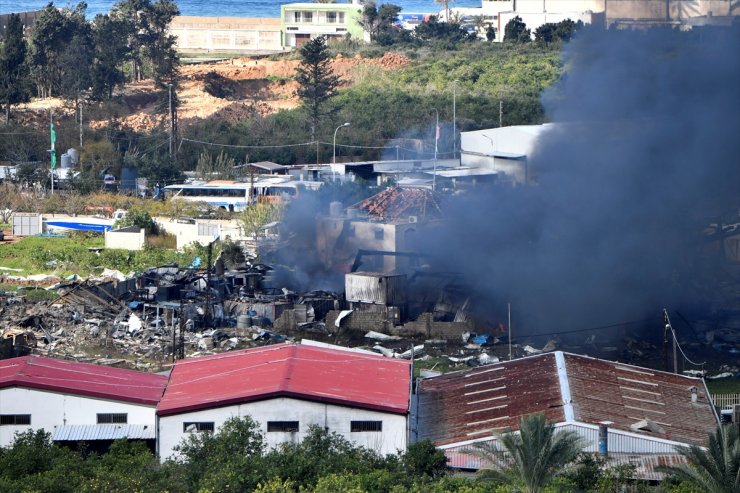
[281,344,299,392]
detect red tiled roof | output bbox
[157,343,411,416]
[352,186,443,222]
[0,355,167,406]
[417,352,718,448]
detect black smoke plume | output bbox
[417,26,740,338]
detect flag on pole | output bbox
[50,120,57,169]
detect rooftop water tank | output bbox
[60,153,73,169]
[67,148,79,165]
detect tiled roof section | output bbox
[416,353,565,446]
[352,186,443,222]
[0,355,167,405]
[158,343,411,416]
[564,353,717,447]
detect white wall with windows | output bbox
[0,387,157,447]
[157,397,408,459]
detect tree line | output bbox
[0,0,180,122]
[0,413,733,493]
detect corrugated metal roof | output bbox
[416,351,718,449]
[158,343,411,416]
[564,353,717,447]
[52,424,155,441]
[0,355,167,405]
[417,353,565,446]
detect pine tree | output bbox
[295,36,340,144]
[0,13,31,122]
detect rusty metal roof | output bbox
[416,351,718,448]
[417,353,564,446]
[563,353,717,447]
[352,186,443,223]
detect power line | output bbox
[512,317,661,340]
[181,137,316,149]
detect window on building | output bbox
[327,11,339,23]
[183,422,215,433]
[0,414,31,425]
[337,12,345,23]
[294,11,301,22]
[97,413,128,424]
[374,228,384,240]
[299,11,313,23]
[267,421,299,432]
[351,420,382,432]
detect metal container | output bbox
[13,213,41,236]
[345,272,407,305]
[236,315,252,329]
[67,148,79,165]
[121,167,138,191]
[60,153,73,169]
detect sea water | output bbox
[0,0,482,18]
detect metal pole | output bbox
[168,84,173,157]
[50,111,54,195]
[452,82,456,156]
[79,103,83,148]
[508,302,512,360]
[333,122,350,182]
[499,100,503,128]
[432,108,438,191]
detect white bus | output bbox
[163,179,321,212]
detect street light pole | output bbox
[452,79,458,159]
[333,122,350,182]
[431,108,439,191]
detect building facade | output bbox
[0,356,167,448]
[157,343,411,459]
[280,1,366,48]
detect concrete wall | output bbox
[460,125,552,184]
[0,387,156,447]
[105,227,145,251]
[155,218,245,251]
[158,397,407,459]
[169,16,283,53]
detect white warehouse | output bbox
[0,355,168,448]
[156,343,411,459]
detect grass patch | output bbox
[706,377,740,394]
[0,234,197,277]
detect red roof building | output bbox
[0,356,167,448]
[0,355,167,405]
[157,343,411,458]
[159,343,410,415]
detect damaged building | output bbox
[415,351,720,480]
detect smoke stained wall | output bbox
[417,26,740,337]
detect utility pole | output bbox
[452,79,458,159]
[168,83,174,157]
[79,103,83,148]
[431,108,438,191]
[499,100,503,128]
[508,302,512,360]
[49,112,56,194]
[663,309,678,374]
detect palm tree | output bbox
[467,413,585,493]
[434,0,453,23]
[658,425,740,493]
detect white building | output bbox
[0,356,167,448]
[460,124,553,184]
[157,342,411,459]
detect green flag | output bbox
[50,121,56,169]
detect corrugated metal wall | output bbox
[345,273,407,305]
